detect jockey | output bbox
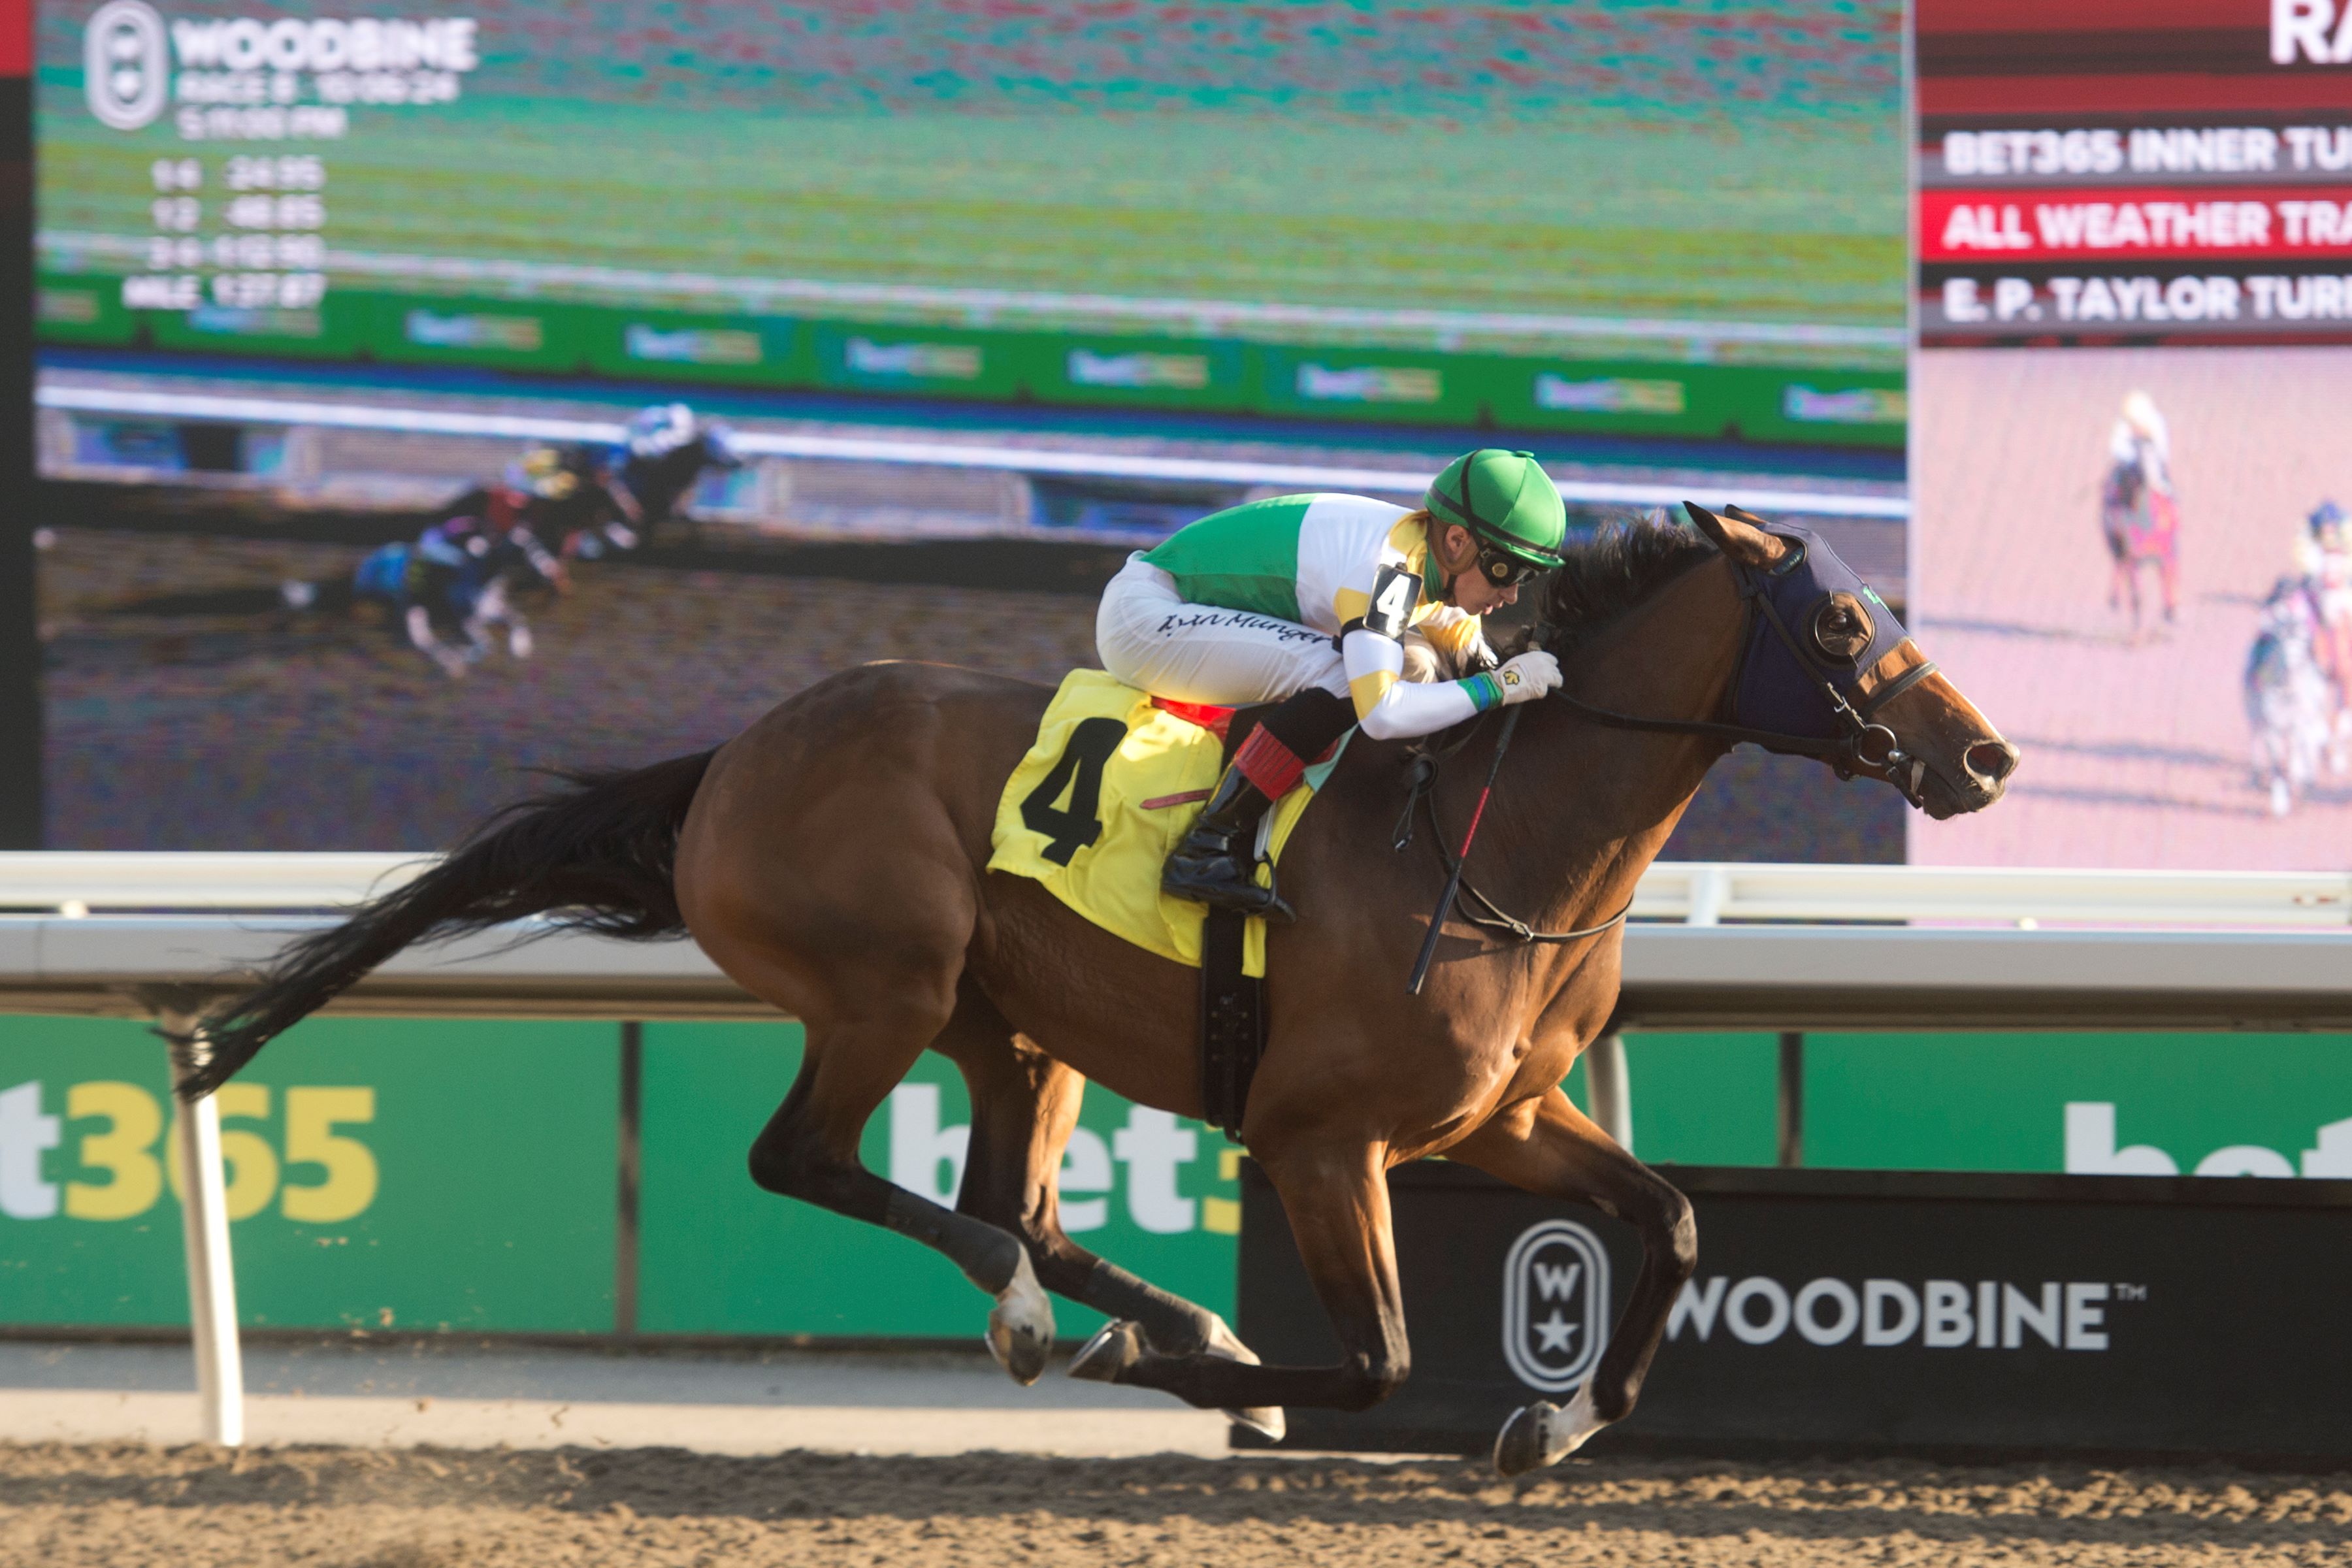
[2108,390,2172,486]
[515,444,633,559]
[1097,448,1568,918]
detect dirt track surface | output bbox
[7,1443,2349,1568]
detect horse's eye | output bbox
[1809,594,1873,661]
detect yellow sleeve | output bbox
[1420,610,1487,663]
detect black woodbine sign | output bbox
[1236,1161,2352,1461]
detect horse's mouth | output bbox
[1918,751,2017,819]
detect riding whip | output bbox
[1405,704,1522,996]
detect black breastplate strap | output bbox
[1393,730,1637,949]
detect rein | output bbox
[1397,741,1636,947]
[1392,507,1940,961]
[1393,714,1633,955]
[1536,508,1942,809]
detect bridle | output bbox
[1397,504,1941,950]
[1544,504,1940,809]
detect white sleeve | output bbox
[1342,628,1503,742]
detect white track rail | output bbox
[3,853,2340,926]
[37,384,1915,521]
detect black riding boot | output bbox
[1161,764,1294,920]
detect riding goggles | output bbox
[1474,544,1550,589]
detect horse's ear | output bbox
[1682,500,1789,569]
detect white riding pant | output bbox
[1095,555,1350,706]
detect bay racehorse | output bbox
[186,502,2016,1474]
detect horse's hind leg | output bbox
[1450,1087,1697,1476]
[740,983,1056,1384]
[938,995,1283,1435]
[1060,1137,1411,1417]
[679,679,1053,1380]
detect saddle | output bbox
[987,670,1350,1140]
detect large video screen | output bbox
[39,0,1907,438]
[1910,0,2352,869]
[31,1,1910,854]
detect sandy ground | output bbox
[5,1341,2349,1566]
[1911,347,2352,869]
[7,1439,2350,1567]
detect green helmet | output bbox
[1425,449,1567,570]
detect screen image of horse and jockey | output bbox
[29,0,1911,858]
[1911,348,2352,868]
[1906,0,2352,870]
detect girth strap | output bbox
[1198,907,1264,1144]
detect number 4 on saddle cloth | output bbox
[987,669,1351,980]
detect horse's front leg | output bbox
[1450,1086,1696,1476]
[404,604,469,678]
[1070,1137,1409,1415]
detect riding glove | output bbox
[1493,651,1563,706]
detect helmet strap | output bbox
[1428,515,1473,602]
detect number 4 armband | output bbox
[1362,563,1419,640]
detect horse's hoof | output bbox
[1492,1401,1556,1477]
[1201,1313,1256,1362]
[985,1251,1054,1387]
[1200,1315,1284,1441]
[1492,1384,1608,1477]
[1068,1320,1145,1384]
[1228,1405,1286,1442]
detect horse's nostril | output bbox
[1967,740,2019,784]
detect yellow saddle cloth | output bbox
[987,670,1347,977]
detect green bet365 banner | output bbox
[0,1015,619,1331]
[11,1018,2352,1337]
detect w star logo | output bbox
[1501,1220,1610,1392]
[84,1,170,131]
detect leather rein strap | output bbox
[1393,729,1633,948]
[1405,767,1635,946]
[1396,532,1939,942]
[1539,537,1941,808]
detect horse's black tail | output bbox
[183,749,717,1099]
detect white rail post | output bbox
[1686,866,1729,927]
[159,1007,244,1447]
[1585,1032,1633,1155]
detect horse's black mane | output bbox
[1536,517,1716,654]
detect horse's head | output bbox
[1684,501,2016,820]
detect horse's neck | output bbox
[1490,556,1747,922]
